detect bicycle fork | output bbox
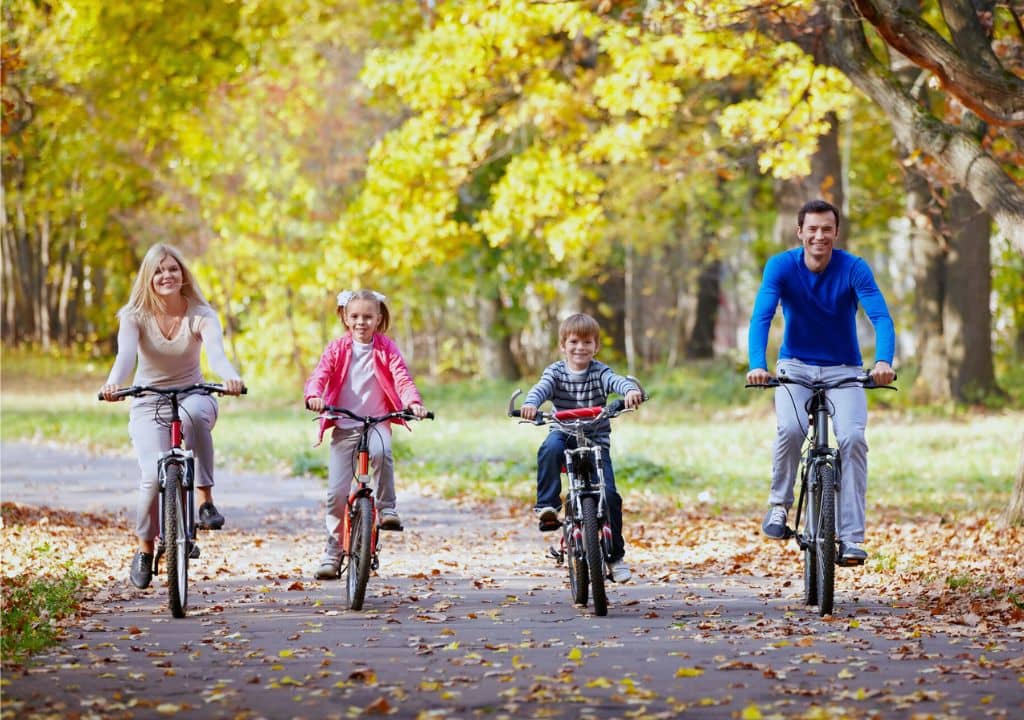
[154,448,198,574]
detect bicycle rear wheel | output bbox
[565,507,588,606]
[581,495,608,616]
[345,497,374,610]
[815,463,837,616]
[163,464,188,618]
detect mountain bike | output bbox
[313,406,434,610]
[747,371,895,616]
[99,383,245,618]
[508,383,644,617]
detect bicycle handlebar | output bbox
[98,383,248,401]
[745,371,898,391]
[507,390,641,427]
[316,406,435,423]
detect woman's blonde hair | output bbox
[337,289,390,335]
[121,243,210,318]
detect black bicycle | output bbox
[747,371,895,616]
[508,384,644,616]
[100,383,245,618]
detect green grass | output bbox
[0,564,86,665]
[2,354,1020,514]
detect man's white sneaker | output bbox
[608,560,631,583]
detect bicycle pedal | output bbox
[836,556,865,568]
[189,544,201,560]
[378,523,404,532]
[548,547,564,564]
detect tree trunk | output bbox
[687,251,719,359]
[998,435,1024,528]
[477,292,518,380]
[905,165,951,402]
[623,241,637,374]
[944,188,1000,401]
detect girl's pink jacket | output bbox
[304,333,423,446]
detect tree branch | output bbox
[851,0,1024,126]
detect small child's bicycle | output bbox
[747,370,895,616]
[99,382,245,618]
[313,406,434,610]
[508,385,644,616]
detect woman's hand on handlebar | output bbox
[306,396,325,412]
[519,404,538,421]
[746,368,774,386]
[100,383,123,402]
[223,377,246,395]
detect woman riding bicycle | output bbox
[746,200,896,565]
[99,243,245,590]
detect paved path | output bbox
[2,442,1022,719]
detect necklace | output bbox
[156,312,184,340]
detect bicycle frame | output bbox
[154,395,197,573]
[792,387,841,556]
[341,427,381,572]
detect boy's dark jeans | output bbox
[536,430,625,561]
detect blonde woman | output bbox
[100,244,244,589]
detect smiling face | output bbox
[797,210,838,271]
[560,332,598,372]
[344,298,382,343]
[151,254,184,298]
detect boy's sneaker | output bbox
[314,537,342,580]
[761,504,788,540]
[607,559,631,583]
[379,509,403,531]
[130,551,154,589]
[197,502,225,530]
[838,541,868,566]
[535,506,560,532]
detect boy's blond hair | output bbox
[559,313,601,344]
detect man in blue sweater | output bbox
[746,199,896,565]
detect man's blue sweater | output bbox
[748,248,895,370]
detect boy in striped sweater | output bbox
[519,313,643,583]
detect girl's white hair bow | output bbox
[336,289,388,307]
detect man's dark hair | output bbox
[797,199,840,230]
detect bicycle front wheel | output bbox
[163,464,188,618]
[345,497,374,610]
[565,508,588,606]
[815,463,837,616]
[580,496,608,616]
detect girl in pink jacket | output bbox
[304,289,429,580]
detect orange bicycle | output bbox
[313,406,434,610]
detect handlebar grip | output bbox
[424,411,435,420]
[606,399,625,414]
[509,409,522,417]
[241,386,248,395]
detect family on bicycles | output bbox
[100,197,895,615]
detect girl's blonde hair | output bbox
[121,243,210,318]
[337,289,390,335]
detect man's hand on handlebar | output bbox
[870,361,896,386]
[746,368,774,386]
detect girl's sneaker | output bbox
[315,537,342,580]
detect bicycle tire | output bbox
[581,495,608,616]
[565,508,588,606]
[802,473,818,606]
[815,462,837,616]
[163,464,188,618]
[345,497,373,611]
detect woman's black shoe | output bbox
[130,551,154,589]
